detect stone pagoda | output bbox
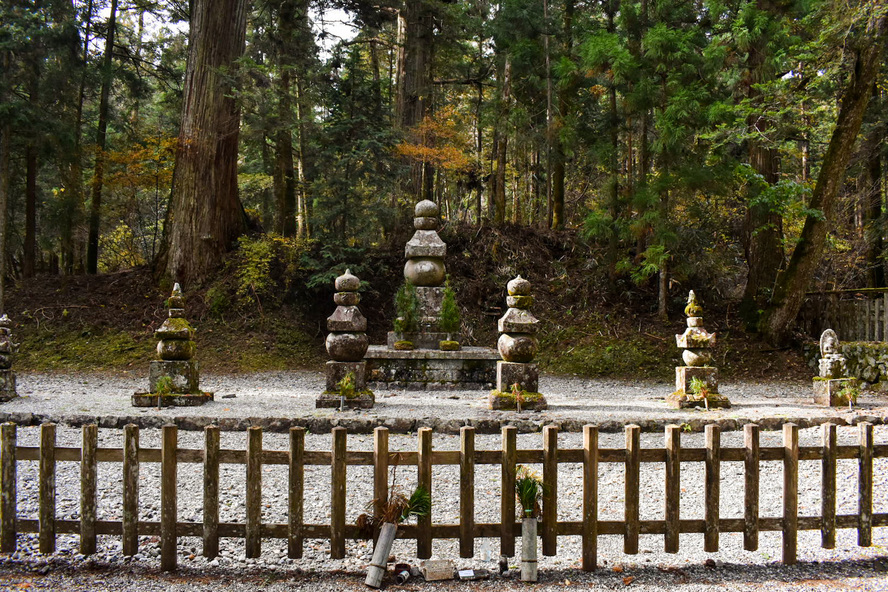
[317,269,374,409]
[0,315,18,402]
[489,276,547,410]
[813,329,859,406]
[132,284,212,407]
[667,290,730,409]
[364,200,498,389]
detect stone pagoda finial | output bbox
[669,290,728,409]
[0,314,18,402]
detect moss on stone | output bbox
[393,340,415,351]
[439,340,460,351]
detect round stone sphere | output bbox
[414,216,438,230]
[682,348,711,367]
[326,332,369,362]
[404,258,445,286]
[414,200,439,218]
[506,295,534,309]
[157,340,195,361]
[507,276,532,296]
[335,270,360,292]
[498,333,537,363]
[334,292,360,306]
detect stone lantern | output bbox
[0,315,18,402]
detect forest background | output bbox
[0,0,885,378]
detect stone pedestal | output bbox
[149,360,199,393]
[668,366,730,409]
[497,361,538,393]
[813,377,859,406]
[325,361,368,391]
[416,286,445,330]
[675,366,717,393]
[365,346,497,389]
[0,370,16,402]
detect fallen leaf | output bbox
[623,576,635,585]
[612,565,624,573]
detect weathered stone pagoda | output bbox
[0,315,18,402]
[489,276,547,410]
[813,329,859,406]
[667,290,730,409]
[317,269,374,408]
[133,284,213,407]
[364,200,498,389]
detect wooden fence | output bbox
[799,289,888,341]
[0,421,885,572]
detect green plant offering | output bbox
[337,372,356,398]
[837,384,860,405]
[439,278,460,336]
[154,375,174,396]
[393,281,419,334]
[515,465,544,518]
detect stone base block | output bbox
[132,392,214,407]
[325,361,368,391]
[813,378,859,406]
[675,366,718,393]
[666,391,731,410]
[496,361,538,393]
[488,389,548,411]
[365,346,497,390]
[315,391,375,409]
[416,286,445,330]
[0,370,16,402]
[149,360,199,394]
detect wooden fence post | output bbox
[744,424,759,551]
[543,425,559,556]
[783,423,798,565]
[161,424,178,572]
[582,425,598,571]
[289,426,305,559]
[859,422,873,547]
[624,424,640,555]
[460,426,475,558]
[821,422,836,549]
[203,425,220,559]
[373,427,388,525]
[122,424,139,556]
[1,422,16,553]
[417,427,433,559]
[246,426,263,558]
[501,426,517,558]
[39,423,56,554]
[705,424,720,553]
[665,425,680,554]
[80,424,98,556]
[331,427,347,559]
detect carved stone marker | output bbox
[668,290,730,409]
[489,276,547,411]
[0,315,18,402]
[132,284,213,407]
[317,270,374,409]
[813,329,859,406]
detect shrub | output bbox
[393,281,419,333]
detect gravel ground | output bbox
[1,372,887,434]
[1,421,888,591]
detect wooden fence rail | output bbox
[799,292,888,341]
[0,421,885,572]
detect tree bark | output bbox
[550,0,576,230]
[491,58,511,226]
[758,12,888,345]
[86,0,118,274]
[0,60,9,310]
[863,83,884,288]
[159,0,248,285]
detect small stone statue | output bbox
[668,290,729,409]
[818,329,846,379]
[0,315,18,402]
[813,329,857,406]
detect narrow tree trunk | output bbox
[23,55,39,278]
[606,0,620,277]
[550,0,576,230]
[86,0,118,274]
[492,58,511,226]
[0,75,9,310]
[864,84,884,288]
[159,0,248,285]
[759,13,888,344]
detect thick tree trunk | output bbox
[864,84,884,288]
[759,13,888,345]
[86,0,117,274]
[159,0,248,285]
[274,71,297,237]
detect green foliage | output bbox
[688,376,711,400]
[154,376,174,396]
[393,281,419,333]
[515,465,544,518]
[439,278,461,335]
[205,286,231,319]
[337,372,356,399]
[234,234,309,309]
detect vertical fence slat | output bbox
[501,426,517,558]
[542,425,558,556]
[0,423,15,553]
[203,425,220,559]
[80,424,97,556]
[417,427,433,559]
[161,424,178,572]
[866,298,873,341]
[859,422,873,547]
[624,424,640,555]
[246,426,262,558]
[289,426,305,559]
[665,425,680,553]
[744,424,759,551]
[122,424,139,556]
[783,423,798,565]
[39,423,56,554]
[460,426,474,558]
[582,425,598,571]
[373,426,388,523]
[821,422,836,549]
[883,293,888,340]
[705,424,720,553]
[331,427,347,560]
